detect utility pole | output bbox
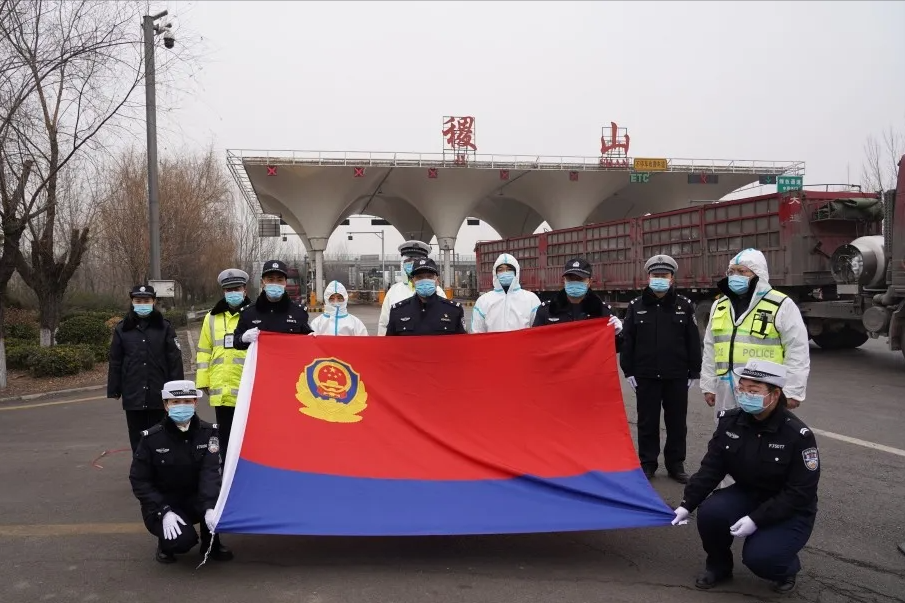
[143,10,171,281]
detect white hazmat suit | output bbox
[377,261,446,336]
[309,281,369,336]
[700,248,810,419]
[471,253,542,333]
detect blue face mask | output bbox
[564,281,589,298]
[497,271,515,287]
[649,277,671,292]
[403,262,414,276]
[264,284,285,299]
[133,303,153,317]
[737,391,768,414]
[414,279,436,297]
[167,403,195,423]
[224,292,244,307]
[728,275,751,294]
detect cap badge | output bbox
[272,262,278,268]
[573,262,579,267]
[139,286,146,292]
[420,260,426,265]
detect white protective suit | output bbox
[310,281,369,336]
[700,248,811,419]
[377,261,447,336]
[471,253,542,333]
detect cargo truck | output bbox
[474,155,905,359]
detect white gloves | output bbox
[730,515,757,538]
[627,376,637,391]
[308,332,317,337]
[204,509,216,532]
[241,327,260,344]
[671,506,690,526]
[687,378,694,388]
[607,315,623,334]
[162,511,186,540]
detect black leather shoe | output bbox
[771,576,796,594]
[694,569,732,589]
[156,544,176,564]
[202,535,234,562]
[667,465,689,484]
[642,466,656,480]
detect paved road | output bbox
[1,305,903,603]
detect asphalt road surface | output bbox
[1,304,903,603]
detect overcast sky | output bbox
[152,0,905,258]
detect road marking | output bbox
[0,523,146,537]
[812,428,905,458]
[0,395,106,411]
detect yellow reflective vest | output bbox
[711,289,788,375]
[195,305,247,407]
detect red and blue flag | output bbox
[211,321,675,536]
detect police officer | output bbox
[531,257,623,343]
[108,285,185,453]
[378,240,448,335]
[129,380,233,564]
[620,254,702,482]
[233,260,313,349]
[386,258,466,336]
[196,269,252,463]
[671,360,819,595]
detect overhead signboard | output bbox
[630,172,650,184]
[777,175,803,192]
[758,174,778,185]
[632,158,668,172]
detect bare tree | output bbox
[862,124,904,194]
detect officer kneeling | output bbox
[672,360,819,594]
[129,380,233,564]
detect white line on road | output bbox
[812,428,905,458]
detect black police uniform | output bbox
[129,415,229,560]
[108,285,185,453]
[386,259,466,336]
[233,261,312,349]
[620,286,702,479]
[680,406,820,587]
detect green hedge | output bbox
[7,343,40,370]
[6,322,39,342]
[56,315,111,347]
[61,309,122,323]
[28,345,95,377]
[163,308,187,328]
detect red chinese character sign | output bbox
[599,122,630,169]
[442,116,477,165]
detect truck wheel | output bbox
[812,327,868,350]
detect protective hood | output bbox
[323,280,349,317]
[729,248,770,285]
[492,253,521,292]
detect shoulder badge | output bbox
[140,424,163,438]
[800,427,810,437]
[208,436,220,454]
[212,423,218,429]
[802,447,819,471]
[718,410,726,418]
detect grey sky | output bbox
[154,0,905,258]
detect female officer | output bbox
[671,359,820,595]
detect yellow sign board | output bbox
[633,158,668,172]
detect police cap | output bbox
[644,254,678,274]
[261,260,289,278]
[398,240,431,259]
[218,268,249,288]
[733,359,787,388]
[161,379,203,401]
[562,257,592,278]
[411,257,440,276]
[129,284,156,299]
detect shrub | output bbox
[6,322,39,342]
[61,309,122,324]
[7,344,40,370]
[56,315,111,347]
[28,345,89,378]
[105,316,123,330]
[164,308,187,328]
[69,345,98,370]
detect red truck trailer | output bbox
[475,155,905,358]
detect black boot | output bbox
[771,575,796,594]
[694,568,732,590]
[156,543,176,564]
[642,465,656,480]
[201,533,234,562]
[667,464,689,484]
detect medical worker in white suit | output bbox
[310,281,369,336]
[471,253,542,333]
[377,240,446,336]
[700,248,810,420]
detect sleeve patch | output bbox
[802,447,819,471]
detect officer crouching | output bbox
[129,380,234,564]
[386,258,466,335]
[671,360,819,595]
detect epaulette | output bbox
[717,408,742,421]
[781,412,811,437]
[440,298,461,307]
[539,301,548,307]
[140,424,163,437]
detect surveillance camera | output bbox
[163,28,175,49]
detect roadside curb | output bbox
[0,369,197,404]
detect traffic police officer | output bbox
[531,258,623,345]
[378,240,448,335]
[196,268,251,463]
[671,360,819,595]
[385,258,466,336]
[129,380,233,564]
[233,260,313,349]
[620,254,702,482]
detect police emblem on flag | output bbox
[296,357,368,423]
[802,447,819,471]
